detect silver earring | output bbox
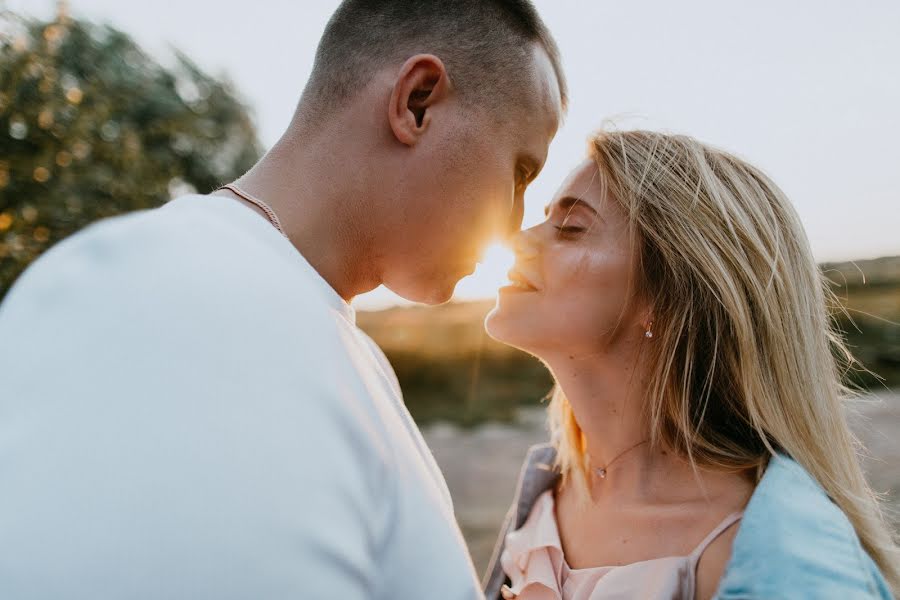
[645,321,654,338]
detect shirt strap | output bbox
[689,511,744,562]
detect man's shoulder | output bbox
[41,193,296,268]
[2,195,328,321]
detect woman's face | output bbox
[485,159,647,358]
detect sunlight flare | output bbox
[453,242,517,301]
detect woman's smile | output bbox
[501,268,540,293]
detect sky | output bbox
[10,0,900,310]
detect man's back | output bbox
[0,196,482,599]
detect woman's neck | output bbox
[547,350,689,502]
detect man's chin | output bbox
[384,279,458,306]
[418,289,455,306]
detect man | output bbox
[0,1,565,598]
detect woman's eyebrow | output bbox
[544,196,599,217]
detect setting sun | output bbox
[453,242,517,301]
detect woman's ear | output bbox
[387,54,450,146]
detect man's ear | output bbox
[388,54,450,146]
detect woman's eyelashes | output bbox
[553,223,587,239]
[546,204,594,240]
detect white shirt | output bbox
[0,195,483,599]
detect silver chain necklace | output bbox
[216,183,287,238]
[592,439,650,479]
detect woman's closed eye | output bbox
[545,196,600,240]
[553,223,587,239]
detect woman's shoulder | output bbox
[522,442,558,468]
[715,454,892,598]
[483,443,560,598]
[510,443,561,525]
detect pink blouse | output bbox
[500,490,743,600]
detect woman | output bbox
[482,130,898,599]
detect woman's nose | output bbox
[510,228,540,261]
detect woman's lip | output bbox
[499,283,538,294]
[506,269,539,291]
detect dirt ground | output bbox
[423,390,900,576]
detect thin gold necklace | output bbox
[216,183,287,238]
[592,439,650,479]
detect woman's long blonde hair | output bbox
[549,129,900,592]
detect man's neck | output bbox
[223,136,382,302]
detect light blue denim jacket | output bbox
[483,444,893,599]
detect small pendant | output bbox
[596,467,607,478]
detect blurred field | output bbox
[822,256,900,388]
[358,300,555,425]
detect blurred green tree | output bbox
[0,5,263,299]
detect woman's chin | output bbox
[485,302,536,352]
[484,306,506,342]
